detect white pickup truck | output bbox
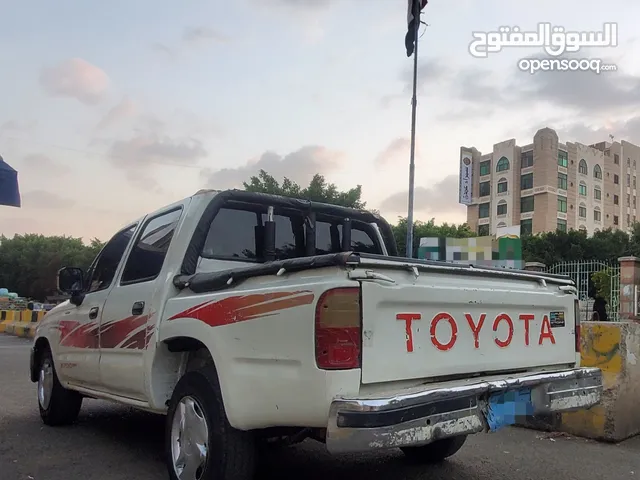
[30,189,602,480]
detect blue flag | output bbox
[0,155,21,207]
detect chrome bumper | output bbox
[326,367,602,453]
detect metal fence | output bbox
[546,260,620,322]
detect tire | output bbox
[165,368,255,480]
[37,348,83,426]
[400,435,467,463]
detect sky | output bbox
[1,0,640,242]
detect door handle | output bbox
[132,301,145,316]
[89,307,99,319]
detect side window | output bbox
[315,221,379,255]
[202,207,299,261]
[260,213,297,259]
[86,225,137,293]
[121,208,183,284]
[202,208,259,260]
[342,225,379,254]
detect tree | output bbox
[392,217,475,258]
[0,234,103,301]
[243,170,366,209]
[521,228,632,265]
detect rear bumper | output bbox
[326,367,602,453]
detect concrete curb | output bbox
[1,310,44,338]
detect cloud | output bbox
[182,26,229,44]
[379,175,466,221]
[96,96,139,130]
[151,43,175,58]
[21,190,75,209]
[0,120,38,133]
[22,154,71,175]
[381,59,452,107]
[108,133,208,168]
[375,138,412,166]
[252,0,334,9]
[435,52,639,118]
[39,58,110,105]
[202,145,344,189]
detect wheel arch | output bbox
[150,331,227,413]
[30,337,51,382]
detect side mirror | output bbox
[57,267,84,294]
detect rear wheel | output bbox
[165,368,255,480]
[400,435,467,463]
[37,348,83,426]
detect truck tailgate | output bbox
[359,267,576,385]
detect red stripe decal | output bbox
[169,291,314,327]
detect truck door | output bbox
[57,224,137,388]
[98,206,184,400]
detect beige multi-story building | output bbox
[461,127,640,237]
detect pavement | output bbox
[2,334,640,480]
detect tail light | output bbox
[574,299,581,353]
[315,287,361,370]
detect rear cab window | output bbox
[200,203,382,263]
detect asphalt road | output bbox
[2,334,640,480]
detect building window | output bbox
[628,158,631,167]
[594,209,602,221]
[497,179,508,193]
[557,196,567,213]
[521,151,534,168]
[614,195,619,205]
[497,201,507,216]
[496,156,510,172]
[578,159,588,175]
[614,174,619,184]
[594,164,602,179]
[479,160,491,176]
[628,194,631,206]
[628,214,631,225]
[594,188,602,200]
[479,181,491,197]
[579,226,587,233]
[614,215,619,226]
[521,195,534,213]
[520,173,533,190]
[579,182,587,196]
[615,154,620,164]
[557,173,568,190]
[557,219,567,232]
[479,202,490,218]
[478,224,490,236]
[558,150,568,167]
[579,205,587,218]
[634,176,637,188]
[520,219,533,236]
[628,174,631,186]
[635,195,637,205]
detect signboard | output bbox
[459,151,473,205]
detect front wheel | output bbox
[37,348,83,426]
[165,368,255,480]
[400,435,467,463]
